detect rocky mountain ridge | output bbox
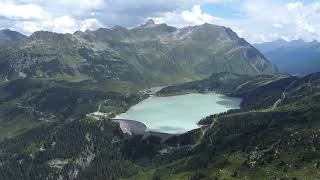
[0,20,278,85]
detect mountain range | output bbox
[0,20,278,85]
[255,39,320,75]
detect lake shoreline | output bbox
[114,92,242,134]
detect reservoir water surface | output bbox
[116,93,241,134]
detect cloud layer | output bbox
[0,0,319,43]
[152,0,320,43]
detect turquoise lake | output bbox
[116,93,241,134]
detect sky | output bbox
[0,0,319,43]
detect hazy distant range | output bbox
[255,39,320,75]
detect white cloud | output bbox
[55,0,105,17]
[14,21,49,33]
[11,14,104,34]
[222,0,320,43]
[286,2,303,11]
[196,0,233,4]
[56,0,105,10]
[181,5,220,25]
[273,23,283,29]
[79,18,104,31]
[0,1,50,20]
[51,16,104,33]
[0,1,104,34]
[1,0,320,43]
[151,0,320,43]
[153,5,222,27]
[0,0,184,33]
[52,16,78,33]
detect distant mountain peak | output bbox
[196,23,221,29]
[0,29,25,36]
[135,19,177,33]
[139,19,161,28]
[291,38,304,42]
[275,39,288,43]
[73,30,84,35]
[111,25,127,31]
[0,29,14,33]
[290,39,305,44]
[30,30,54,37]
[0,29,26,46]
[145,19,155,26]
